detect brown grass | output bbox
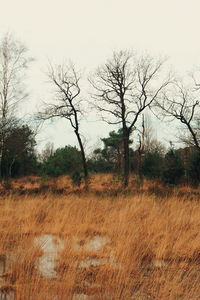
[0,175,199,299]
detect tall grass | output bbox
[0,175,199,299]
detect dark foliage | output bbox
[142,151,164,179]
[1,124,37,177]
[162,148,185,185]
[40,145,82,177]
[187,150,200,186]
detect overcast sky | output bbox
[0,0,200,152]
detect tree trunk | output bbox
[123,128,130,188]
[75,130,88,185]
[0,136,4,178]
[0,136,5,178]
[9,157,16,178]
[0,151,2,178]
[137,148,143,181]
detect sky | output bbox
[0,0,200,153]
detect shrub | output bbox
[71,170,82,187]
[162,148,184,185]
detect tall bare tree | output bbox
[156,80,200,151]
[38,63,88,184]
[91,50,171,187]
[0,33,31,177]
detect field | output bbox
[0,175,199,299]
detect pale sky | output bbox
[0,0,200,152]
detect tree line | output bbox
[1,33,200,187]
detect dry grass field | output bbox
[0,175,199,299]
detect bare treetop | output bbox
[0,33,31,120]
[156,79,200,150]
[38,63,83,129]
[91,51,171,129]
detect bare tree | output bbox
[136,114,165,181]
[156,80,200,151]
[38,63,88,184]
[139,114,165,154]
[39,142,54,162]
[91,50,171,187]
[0,33,31,177]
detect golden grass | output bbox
[0,175,199,299]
